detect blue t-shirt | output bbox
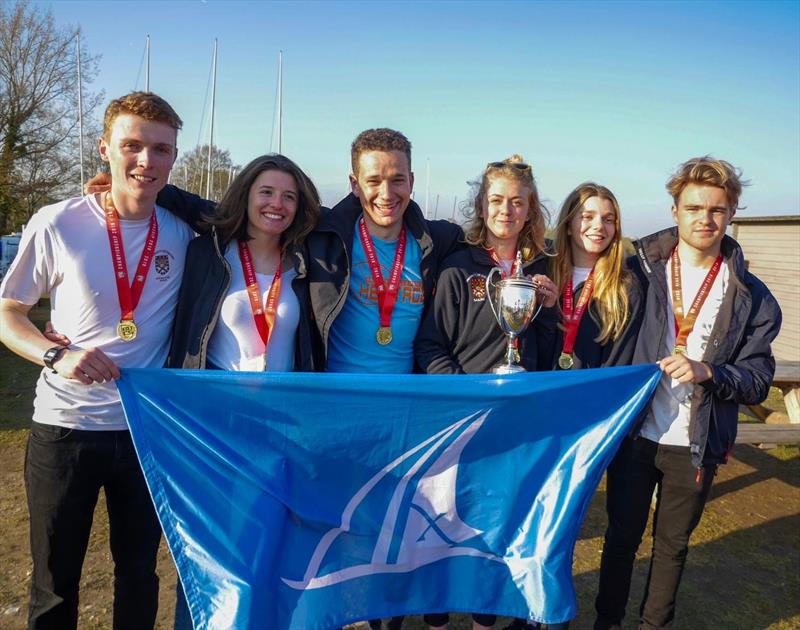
[327,222,424,373]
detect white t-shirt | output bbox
[641,259,729,446]
[206,241,298,372]
[0,194,193,430]
[572,266,592,289]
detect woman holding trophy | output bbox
[415,155,557,377]
[414,156,558,630]
[541,182,641,372]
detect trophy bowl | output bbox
[486,262,540,374]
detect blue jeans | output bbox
[25,421,162,629]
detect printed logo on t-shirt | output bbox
[467,274,487,302]
[353,262,423,306]
[153,250,174,282]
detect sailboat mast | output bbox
[425,158,430,218]
[76,32,84,192]
[206,38,218,200]
[145,34,151,91]
[277,50,283,154]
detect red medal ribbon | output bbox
[561,269,596,356]
[486,247,519,278]
[103,193,158,324]
[358,217,406,330]
[671,248,723,348]
[237,240,283,350]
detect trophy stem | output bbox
[505,336,518,368]
[492,333,526,374]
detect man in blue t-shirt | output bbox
[307,128,463,630]
[307,128,462,375]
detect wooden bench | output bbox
[774,360,800,423]
[745,360,800,424]
[736,422,800,445]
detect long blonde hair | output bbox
[551,183,629,344]
[463,155,549,261]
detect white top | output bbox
[572,266,592,289]
[0,194,193,430]
[641,259,729,446]
[206,241,298,372]
[497,258,514,276]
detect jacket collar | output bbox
[211,226,307,279]
[634,226,748,282]
[319,193,433,256]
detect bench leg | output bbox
[782,387,800,424]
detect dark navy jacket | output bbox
[536,264,643,372]
[305,193,463,369]
[166,229,317,372]
[415,245,554,374]
[629,227,782,468]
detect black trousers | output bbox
[424,612,497,627]
[594,437,715,630]
[25,422,162,630]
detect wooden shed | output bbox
[731,215,799,363]
[732,215,800,426]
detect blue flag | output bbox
[117,365,660,630]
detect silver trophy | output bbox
[486,250,542,374]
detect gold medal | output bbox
[376,326,393,345]
[558,352,574,370]
[673,345,687,356]
[117,320,138,341]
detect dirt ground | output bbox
[1,426,798,630]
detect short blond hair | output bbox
[103,91,183,140]
[667,156,748,211]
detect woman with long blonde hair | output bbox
[543,182,639,371]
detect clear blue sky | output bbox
[43,0,800,237]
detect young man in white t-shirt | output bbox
[593,157,782,630]
[0,92,193,629]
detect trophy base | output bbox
[492,363,527,375]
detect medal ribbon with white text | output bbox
[358,217,406,339]
[670,248,723,353]
[237,240,283,354]
[103,193,158,334]
[561,269,596,358]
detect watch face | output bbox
[44,346,64,369]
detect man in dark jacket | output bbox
[306,128,462,374]
[594,156,782,630]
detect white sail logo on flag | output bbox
[282,410,511,590]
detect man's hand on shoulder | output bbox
[54,347,120,384]
[85,172,111,194]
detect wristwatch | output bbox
[43,346,66,372]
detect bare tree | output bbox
[173,144,238,201]
[0,0,102,232]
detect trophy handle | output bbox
[485,267,503,325]
[529,278,544,321]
